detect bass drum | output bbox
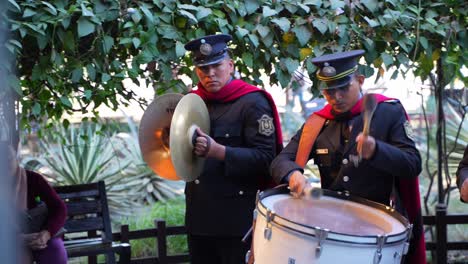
[253,186,411,264]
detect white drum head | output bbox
[261,193,406,236]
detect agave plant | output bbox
[116,117,184,204]
[418,96,467,213]
[35,121,146,216]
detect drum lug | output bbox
[373,235,387,264]
[264,209,275,240]
[314,227,329,259]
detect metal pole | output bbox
[0,2,16,262]
[435,60,447,263]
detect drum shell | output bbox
[253,187,411,264]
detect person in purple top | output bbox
[2,142,67,264]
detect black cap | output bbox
[184,34,232,66]
[311,50,365,90]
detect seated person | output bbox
[457,144,468,202]
[2,142,68,264]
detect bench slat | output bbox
[64,200,102,216]
[64,216,104,233]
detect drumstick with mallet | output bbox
[357,93,377,161]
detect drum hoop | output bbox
[257,185,410,245]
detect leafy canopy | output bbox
[2,0,466,125]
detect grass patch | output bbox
[117,196,187,258]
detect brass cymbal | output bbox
[170,93,210,182]
[139,93,183,181]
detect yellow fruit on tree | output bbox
[282,32,295,44]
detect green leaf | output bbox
[271,18,291,32]
[132,38,141,49]
[304,0,322,6]
[41,1,57,16]
[381,52,393,67]
[77,18,95,37]
[32,103,41,116]
[364,16,380,27]
[330,0,345,9]
[256,25,270,38]
[298,3,310,13]
[361,0,379,12]
[119,38,132,45]
[80,3,94,17]
[263,6,278,17]
[179,10,197,23]
[7,75,22,96]
[71,68,83,83]
[102,73,111,83]
[312,18,328,34]
[419,36,428,50]
[175,41,185,58]
[131,10,142,23]
[236,26,249,37]
[397,53,409,66]
[86,64,96,81]
[8,39,22,49]
[282,57,300,74]
[60,96,72,108]
[102,36,114,54]
[426,18,438,26]
[242,53,253,68]
[178,4,198,11]
[63,31,75,52]
[196,7,212,20]
[61,17,71,29]
[248,34,259,48]
[23,8,37,18]
[84,90,92,100]
[292,25,312,46]
[140,4,154,23]
[245,0,260,15]
[8,0,21,12]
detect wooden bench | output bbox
[54,181,131,264]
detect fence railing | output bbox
[112,219,190,264]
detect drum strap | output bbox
[295,114,326,167]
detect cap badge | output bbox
[199,39,212,56]
[321,62,336,77]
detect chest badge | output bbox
[257,114,275,136]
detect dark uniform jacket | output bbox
[185,92,277,236]
[271,100,421,207]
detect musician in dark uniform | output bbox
[270,50,426,263]
[184,34,283,264]
[457,144,468,202]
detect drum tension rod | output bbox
[315,227,329,259]
[264,209,275,240]
[373,235,387,264]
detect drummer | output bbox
[270,50,426,263]
[184,34,283,264]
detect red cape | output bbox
[314,94,426,264]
